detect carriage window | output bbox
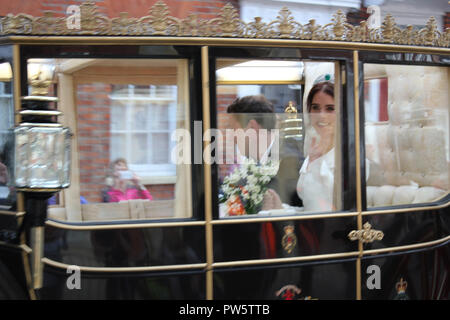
[364,64,449,208]
[0,63,14,211]
[215,59,343,217]
[43,58,192,222]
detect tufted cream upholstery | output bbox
[365,65,449,207]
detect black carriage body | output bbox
[0,2,449,301]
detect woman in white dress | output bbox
[297,80,336,212]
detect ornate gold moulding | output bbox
[0,1,448,48]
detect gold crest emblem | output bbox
[282,225,297,254]
[275,284,318,300]
[275,285,301,300]
[394,278,409,300]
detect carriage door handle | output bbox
[348,222,384,243]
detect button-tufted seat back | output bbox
[365,65,449,207]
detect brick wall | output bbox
[147,184,175,200]
[346,6,370,26]
[0,0,239,19]
[77,83,111,203]
[445,12,450,31]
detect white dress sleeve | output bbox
[297,149,335,212]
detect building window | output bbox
[109,84,177,179]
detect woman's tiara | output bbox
[313,73,334,85]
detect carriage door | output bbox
[19,44,207,299]
[360,52,449,300]
[207,46,363,299]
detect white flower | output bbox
[222,184,232,196]
[260,175,271,184]
[228,171,241,184]
[247,174,258,186]
[241,191,250,200]
[249,164,257,174]
[252,193,264,205]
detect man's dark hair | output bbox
[226,95,276,129]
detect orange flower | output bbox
[239,186,249,195]
[227,195,246,216]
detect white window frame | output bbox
[109,84,177,182]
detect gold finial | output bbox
[282,101,302,139]
[284,101,297,113]
[29,68,53,96]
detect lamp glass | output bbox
[14,127,71,188]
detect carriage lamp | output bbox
[14,125,71,189]
[13,60,72,290]
[15,59,71,189]
[14,123,72,289]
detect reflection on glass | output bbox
[42,58,192,222]
[110,133,126,162]
[131,104,148,131]
[0,76,14,210]
[216,60,340,218]
[152,133,170,164]
[131,133,148,164]
[364,64,449,208]
[150,103,170,130]
[110,103,126,131]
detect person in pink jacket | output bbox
[104,158,153,203]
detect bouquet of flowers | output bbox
[219,158,280,216]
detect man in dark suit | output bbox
[215,95,307,299]
[225,94,302,210]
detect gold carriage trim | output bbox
[0,1,448,47]
[348,222,384,244]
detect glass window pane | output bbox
[216,59,341,218]
[130,103,148,131]
[364,64,449,208]
[150,103,170,130]
[110,103,126,131]
[151,133,170,164]
[44,58,192,223]
[0,77,15,211]
[130,133,148,164]
[110,133,126,162]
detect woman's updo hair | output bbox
[306,81,334,113]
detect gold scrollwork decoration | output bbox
[138,1,181,36]
[269,7,301,39]
[2,13,34,34]
[111,12,139,35]
[348,222,384,244]
[322,10,353,41]
[0,0,448,48]
[33,12,66,35]
[79,1,111,35]
[206,3,244,37]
